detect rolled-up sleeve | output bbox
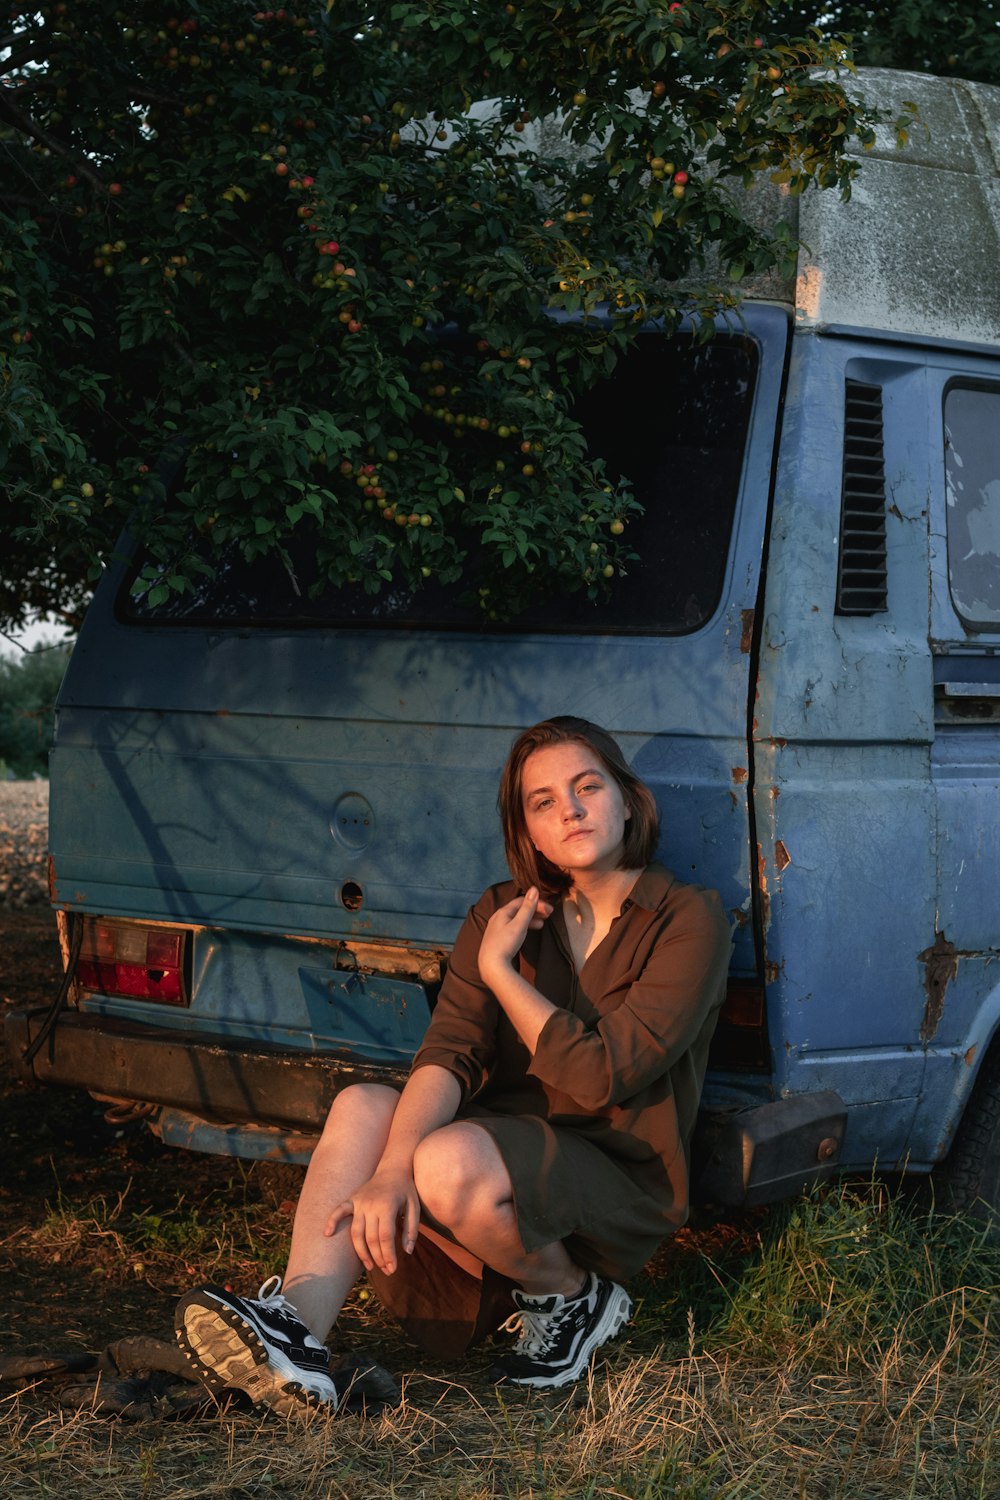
[408,891,504,1105]
[525,888,732,1112]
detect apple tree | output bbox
[0,1,891,628]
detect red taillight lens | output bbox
[76,920,189,1006]
[721,980,766,1028]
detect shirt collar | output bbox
[620,862,676,914]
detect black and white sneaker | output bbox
[493,1271,633,1389]
[175,1276,338,1415]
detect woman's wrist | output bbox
[479,951,513,993]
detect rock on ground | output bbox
[0,781,49,907]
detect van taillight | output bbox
[721,980,765,1029]
[710,978,769,1071]
[76,919,190,1006]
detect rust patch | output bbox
[56,908,72,971]
[729,907,749,928]
[764,960,782,984]
[215,708,232,716]
[774,840,791,872]
[757,843,770,931]
[731,766,748,785]
[47,852,57,902]
[918,932,958,1041]
[770,786,780,800]
[740,608,755,654]
[965,1044,977,1067]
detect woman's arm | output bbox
[325,1063,461,1275]
[476,886,558,1052]
[480,883,732,1111]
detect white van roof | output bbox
[794,68,1000,346]
[436,69,1000,348]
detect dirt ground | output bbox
[0,907,251,1357]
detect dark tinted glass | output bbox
[122,333,757,635]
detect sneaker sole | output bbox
[174,1290,336,1416]
[499,1284,635,1390]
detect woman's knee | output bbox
[413,1122,511,1226]
[320,1082,399,1142]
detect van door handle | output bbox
[934,681,1000,723]
[935,682,1000,699]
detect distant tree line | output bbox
[0,645,71,778]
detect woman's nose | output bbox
[562,795,584,820]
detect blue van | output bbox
[8,69,1000,1213]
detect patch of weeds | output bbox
[6,1182,132,1270]
[706,1179,1000,1369]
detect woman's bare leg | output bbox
[284,1098,582,1338]
[412,1121,632,1390]
[282,1082,399,1339]
[412,1121,584,1296]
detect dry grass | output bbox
[2,1180,998,1500]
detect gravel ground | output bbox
[0,780,49,907]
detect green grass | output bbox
[2,1177,998,1499]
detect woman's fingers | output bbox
[376,1212,399,1274]
[528,897,554,929]
[516,889,554,927]
[480,888,555,983]
[327,1201,386,1273]
[324,1199,353,1237]
[349,1211,375,1271]
[401,1188,421,1256]
[497,889,539,943]
[329,1188,418,1274]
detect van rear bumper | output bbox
[4,1008,407,1132]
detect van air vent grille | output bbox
[836,380,888,615]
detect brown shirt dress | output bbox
[365,863,732,1354]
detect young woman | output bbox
[175,716,732,1412]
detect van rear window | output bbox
[121,333,756,636]
[945,385,1000,631]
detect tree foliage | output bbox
[0,1,892,628]
[0,642,70,775]
[771,2,1000,87]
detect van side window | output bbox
[120,334,758,636]
[945,385,1000,630]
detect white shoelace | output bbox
[504,1304,564,1357]
[256,1274,289,1307]
[254,1276,329,1353]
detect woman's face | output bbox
[520,740,631,881]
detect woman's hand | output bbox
[478,886,553,989]
[325,1168,421,1276]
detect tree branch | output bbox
[0,91,106,191]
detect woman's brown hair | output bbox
[497,717,660,895]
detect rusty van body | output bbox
[9,70,1000,1211]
